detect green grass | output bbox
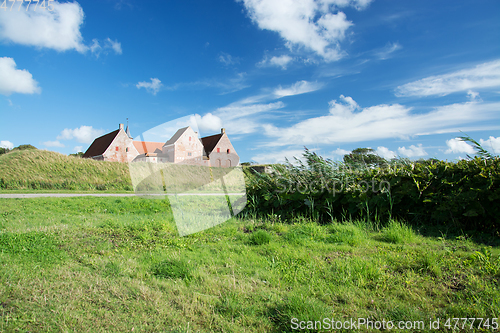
[0,197,499,332]
[380,220,418,244]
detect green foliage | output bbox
[0,147,9,155]
[344,147,388,167]
[249,230,271,245]
[467,247,500,275]
[12,144,37,151]
[69,152,84,158]
[244,148,500,234]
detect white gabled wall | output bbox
[103,128,138,162]
[208,132,239,167]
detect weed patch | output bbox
[249,230,271,245]
[0,231,66,264]
[152,259,192,280]
[380,220,418,244]
[326,223,366,246]
[268,295,330,333]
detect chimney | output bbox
[221,128,225,134]
[119,123,124,130]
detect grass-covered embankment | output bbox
[0,149,132,191]
[1,197,499,332]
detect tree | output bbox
[0,147,9,155]
[69,152,84,158]
[343,148,387,168]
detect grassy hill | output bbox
[0,149,132,191]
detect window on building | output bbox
[227,149,230,154]
[188,152,192,156]
[189,137,191,141]
[115,147,119,151]
[126,147,129,152]
[217,148,220,153]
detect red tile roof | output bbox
[133,141,164,154]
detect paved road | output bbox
[0,193,244,198]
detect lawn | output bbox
[1,197,499,332]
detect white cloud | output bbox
[0,2,122,56]
[398,144,427,157]
[57,126,105,144]
[251,148,307,164]
[328,94,359,116]
[214,101,285,134]
[0,1,87,52]
[105,38,122,55]
[233,80,322,105]
[191,113,223,132]
[396,59,500,97]
[374,42,401,60]
[261,95,500,147]
[332,147,351,155]
[376,146,396,159]
[216,101,285,119]
[89,39,101,56]
[0,57,41,96]
[165,73,248,95]
[274,80,323,98]
[136,78,162,95]
[240,0,371,61]
[0,140,14,149]
[219,52,239,65]
[466,90,481,102]
[90,38,123,58]
[43,140,65,148]
[258,55,294,69]
[445,138,475,154]
[73,146,83,153]
[479,136,500,154]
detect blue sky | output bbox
[1,0,499,163]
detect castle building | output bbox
[82,124,239,167]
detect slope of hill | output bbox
[0,149,132,190]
